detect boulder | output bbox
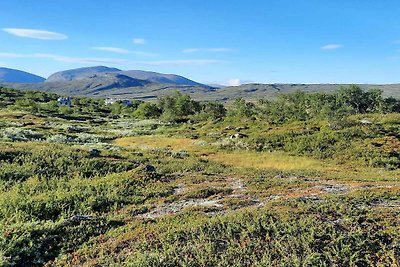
[89,149,101,157]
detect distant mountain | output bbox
[46,66,121,82]
[0,67,45,83]
[18,72,151,95]
[207,84,227,88]
[120,70,205,87]
[45,66,207,87]
[2,66,400,101]
[195,83,400,101]
[7,82,400,101]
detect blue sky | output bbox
[1,0,400,85]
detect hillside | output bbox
[46,66,121,82]
[19,72,152,95]
[199,83,400,101]
[10,80,215,98]
[2,67,400,100]
[120,70,205,86]
[3,66,214,98]
[0,87,399,266]
[6,81,400,101]
[0,67,45,83]
[45,66,206,87]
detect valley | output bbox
[2,66,400,101]
[2,1,400,266]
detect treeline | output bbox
[224,85,398,123]
[113,85,400,123]
[1,85,399,123]
[0,87,227,122]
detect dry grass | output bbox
[115,136,325,172]
[114,136,400,182]
[114,136,199,151]
[207,151,325,172]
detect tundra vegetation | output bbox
[0,86,399,266]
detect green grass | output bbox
[0,87,399,266]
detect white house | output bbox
[104,98,116,105]
[105,98,133,107]
[57,97,72,107]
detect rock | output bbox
[298,196,320,202]
[229,133,248,139]
[61,214,93,226]
[130,207,149,216]
[360,119,372,125]
[69,214,92,221]
[144,164,156,173]
[235,126,249,132]
[89,149,101,157]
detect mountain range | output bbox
[1,66,400,101]
[0,67,45,83]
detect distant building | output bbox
[104,98,116,105]
[120,99,133,107]
[57,97,72,107]
[105,98,133,107]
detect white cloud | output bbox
[2,28,67,40]
[0,51,223,66]
[92,46,130,54]
[131,59,224,66]
[321,44,343,50]
[0,52,26,58]
[0,52,125,64]
[227,79,241,86]
[92,46,157,57]
[182,47,234,53]
[33,53,126,64]
[133,38,146,44]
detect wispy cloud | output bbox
[92,46,130,54]
[92,46,157,57]
[182,47,235,53]
[34,53,126,64]
[0,52,126,64]
[0,51,222,66]
[133,38,146,45]
[131,59,225,66]
[2,28,67,40]
[321,44,343,50]
[0,52,26,58]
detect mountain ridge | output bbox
[45,66,205,87]
[1,67,400,101]
[46,66,121,82]
[0,67,45,83]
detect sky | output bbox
[1,0,400,85]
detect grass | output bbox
[1,87,400,266]
[115,135,400,183]
[207,150,325,172]
[114,135,201,152]
[115,136,328,172]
